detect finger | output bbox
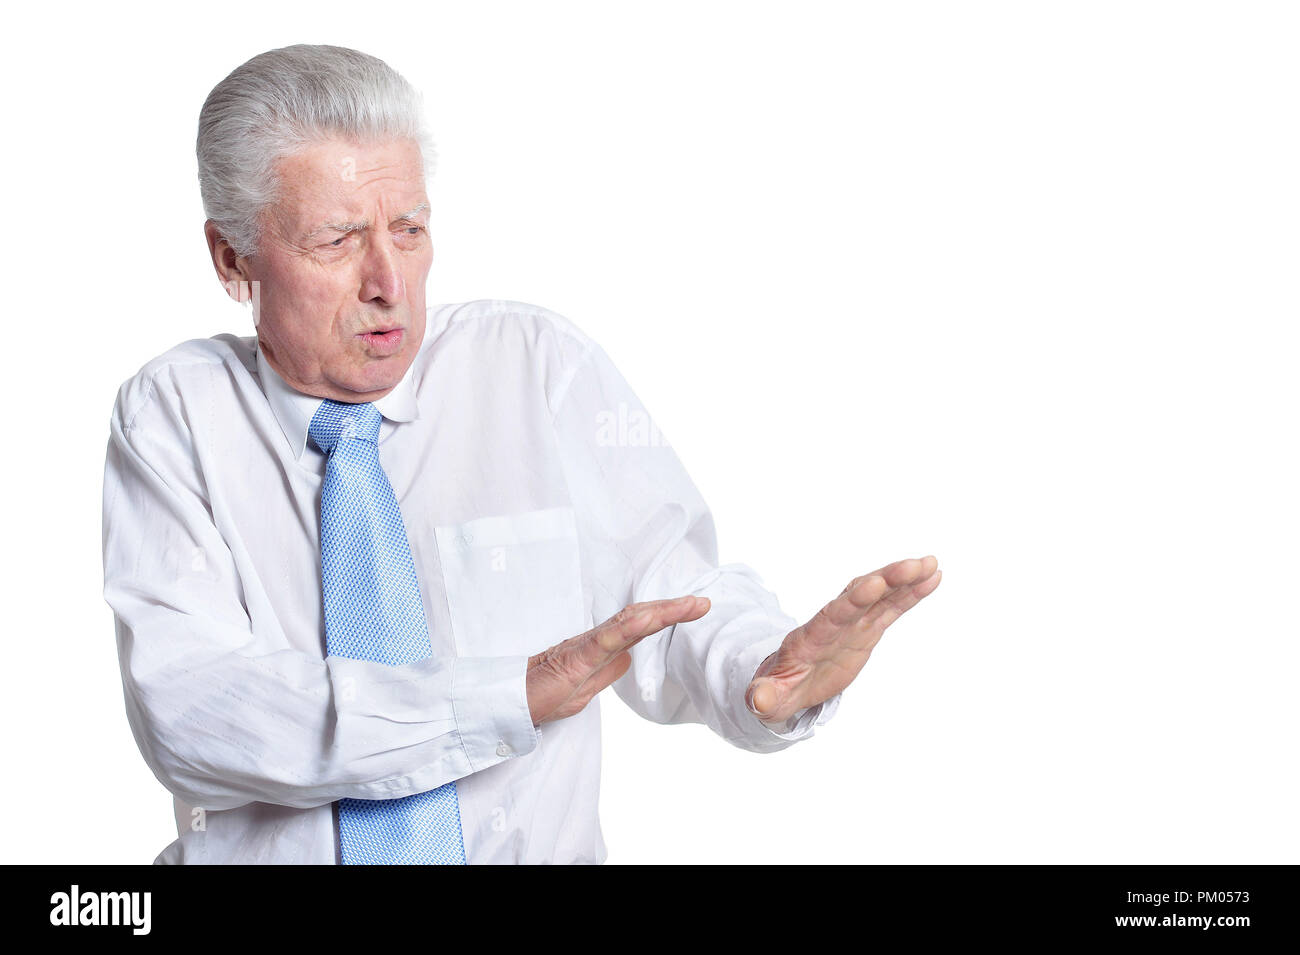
[801,560,912,638]
[846,557,937,613]
[917,566,942,597]
[535,595,710,719]
[839,555,935,597]
[879,555,938,589]
[569,649,634,710]
[858,564,942,633]
[801,557,938,645]
[588,595,710,661]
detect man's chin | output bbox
[336,355,413,401]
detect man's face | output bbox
[232,137,433,402]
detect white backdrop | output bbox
[1,0,1295,864]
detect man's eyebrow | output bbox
[302,204,428,241]
[303,219,368,241]
[391,203,430,222]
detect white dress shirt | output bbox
[101,298,838,864]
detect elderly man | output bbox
[101,44,941,865]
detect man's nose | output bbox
[358,234,406,305]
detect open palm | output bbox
[746,555,942,725]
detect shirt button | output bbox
[496,741,512,757]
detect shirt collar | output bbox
[256,340,420,461]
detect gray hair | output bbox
[197,44,436,258]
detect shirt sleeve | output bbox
[101,370,538,813]
[550,339,841,753]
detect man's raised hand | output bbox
[527,595,711,725]
[746,555,942,727]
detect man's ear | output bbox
[204,220,257,305]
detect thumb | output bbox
[746,677,784,722]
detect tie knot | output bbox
[308,400,383,453]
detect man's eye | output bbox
[330,236,347,247]
[407,227,421,235]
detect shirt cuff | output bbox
[757,693,842,738]
[452,655,539,771]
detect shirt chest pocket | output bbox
[434,506,588,658]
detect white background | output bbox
[1,1,1295,864]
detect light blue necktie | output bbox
[309,399,467,865]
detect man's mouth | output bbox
[357,327,405,354]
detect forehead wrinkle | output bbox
[276,140,426,232]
